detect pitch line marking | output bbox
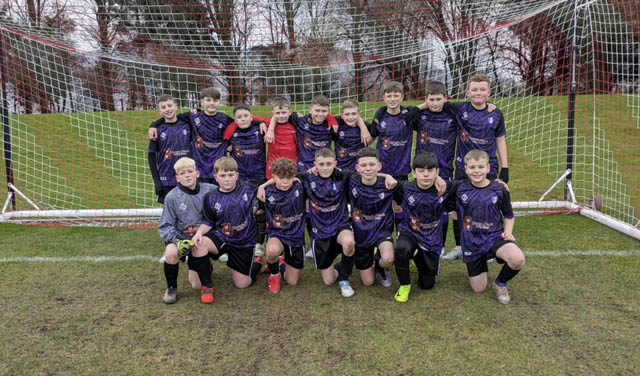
[1,250,640,263]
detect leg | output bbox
[232,270,253,289]
[265,237,285,293]
[335,229,356,283]
[393,233,415,286]
[187,237,216,290]
[283,266,301,286]
[162,243,180,304]
[493,242,525,304]
[377,240,394,269]
[465,255,489,293]
[359,267,375,286]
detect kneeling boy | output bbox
[159,157,217,304]
[446,150,525,304]
[192,157,263,293]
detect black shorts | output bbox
[465,238,513,277]
[205,232,258,276]
[157,185,176,204]
[310,227,352,270]
[395,232,440,276]
[354,235,393,270]
[454,169,497,180]
[269,237,305,270]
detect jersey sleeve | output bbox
[444,179,463,212]
[223,121,237,140]
[158,199,180,243]
[149,118,163,129]
[177,112,191,123]
[393,180,410,203]
[443,101,463,118]
[370,107,387,137]
[201,191,217,227]
[147,139,159,153]
[406,106,420,130]
[289,112,301,128]
[500,186,514,219]
[495,109,506,138]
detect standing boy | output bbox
[261,158,307,293]
[192,157,263,290]
[263,97,298,179]
[149,88,233,183]
[147,94,192,203]
[445,74,509,260]
[158,157,217,305]
[334,99,372,171]
[446,150,525,304]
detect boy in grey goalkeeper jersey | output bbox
[159,157,217,305]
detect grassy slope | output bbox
[1,215,639,375]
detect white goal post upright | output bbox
[0,0,639,240]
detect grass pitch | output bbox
[1,214,639,375]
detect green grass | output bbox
[1,215,639,375]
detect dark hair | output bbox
[200,87,221,100]
[425,81,447,97]
[233,103,251,114]
[356,147,379,162]
[310,95,329,107]
[315,147,335,160]
[412,151,438,170]
[382,81,403,94]
[157,94,175,105]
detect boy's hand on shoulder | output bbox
[331,124,339,133]
[435,176,447,196]
[256,185,267,202]
[259,122,268,135]
[383,174,397,190]
[501,231,515,241]
[148,127,158,140]
[190,108,198,114]
[264,128,275,143]
[416,102,428,111]
[487,102,496,112]
[307,166,319,176]
[494,179,510,192]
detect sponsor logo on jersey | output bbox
[310,201,319,212]
[351,187,358,197]
[222,223,232,236]
[214,202,222,211]
[160,132,167,140]
[461,130,469,142]
[381,138,391,149]
[268,195,275,203]
[380,121,387,129]
[419,131,428,144]
[461,193,468,203]
[464,216,473,231]
[410,216,420,231]
[339,131,345,138]
[294,189,299,197]
[303,136,313,147]
[492,196,497,204]
[184,224,196,237]
[338,147,347,158]
[196,136,204,148]
[163,148,172,160]
[352,208,362,222]
[462,111,468,119]
[488,117,494,124]
[234,146,243,157]
[242,193,248,201]
[182,129,188,136]
[310,182,316,190]
[379,192,385,200]
[273,214,283,228]
[179,203,187,211]
[408,195,415,205]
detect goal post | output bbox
[0,0,639,239]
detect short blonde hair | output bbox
[382,81,403,94]
[214,157,238,173]
[340,99,359,113]
[174,157,196,174]
[271,158,298,179]
[467,74,491,90]
[464,149,490,164]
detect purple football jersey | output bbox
[291,113,333,171]
[264,181,306,247]
[371,106,413,176]
[191,111,233,179]
[447,180,514,262]
[346,175,396,247]
[455,102,506,176]
[395,180,447,253]
[202,182,258,248]
[299,170,351,239]
[229,121,266,185]
[334,117,364,172]
[147,119,192,187]
[408,106,457,179]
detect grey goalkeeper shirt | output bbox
[158,182,217,243]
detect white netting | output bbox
[0,0,639,235]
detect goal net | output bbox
[0,0,639,238]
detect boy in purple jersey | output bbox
[149,88,234,183]
[445,150,525,304]
[393,151,448,302]
[446,74,509,260]
[227,104,268,186]
[147,94,193,203]
[344,148,398,287]
[192,157,263,290]
[261,158,307,293]
[159,157,217,305]
[334,100,372,171]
